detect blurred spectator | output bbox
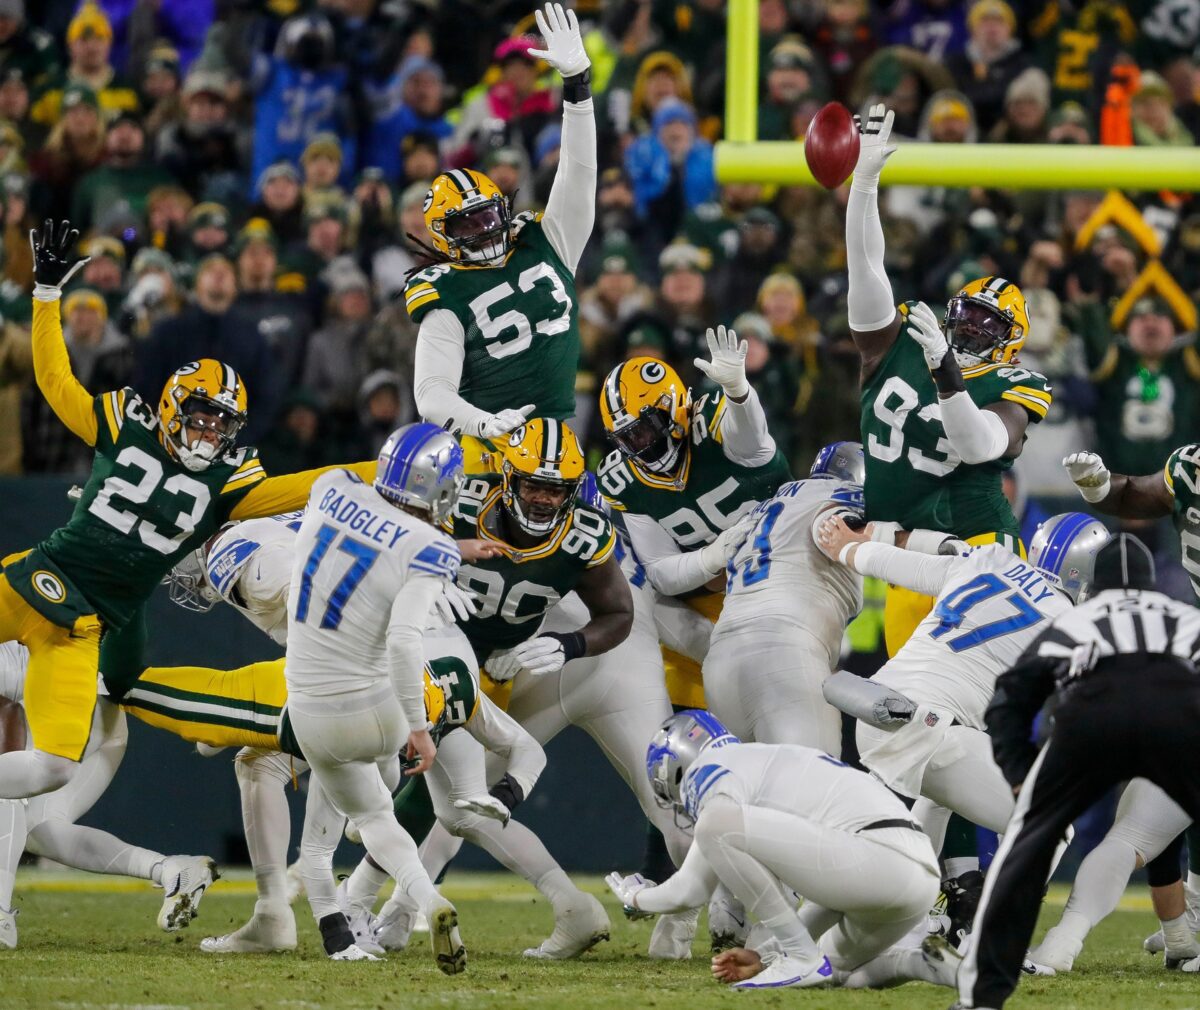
[629,241,713,382]
[579,232,654,391]
[1030,0,1136,105]
[757,273,820,348]
[884,0,968,62]
[683,183,765,267]
[371,180,428,301]
[156,69,243,200]
[302,265,377,438]
[0,120,23,177]
[232,218,312,387]
[605,49,693,144]
[30,84,106,221]
[531,122,561,206]
[759,38,826,141]
[70,110,172,234]
[987,67,1051,143]
[888,90,977,236]
[138,41,181,142]
[301,133,347,208]
[363,54,451,181]
[482,145,532,214]
[452,37,556,164]
[0,313,30,473]
[944,0,1030,134]
[22,286,131,473]
[851,48,952,137]
[710,206,788,318]
[0,1,61,96]
[256,387,341,474]
[723,311,800,462]
[182,201,230,266]
[92,0,212,78]
[397,132,441,191]
[31,4,139,126]
[351,166,396,266]
[1047,100,1093,144]
[250,13,355,192]
[134,253,279,440]
[2,173,32,290]
[592,167,640,252]
[250,162,304,247]
[1132,71,1194,146]
[812,0,877,103]
[119,246,181,339]
[78,234,126,316]
[0,69,40,151]
[144,183,192,258]
[284,202,348,295]
[353,368,413,458]
[1091,296,1200,477]
[625,98,716,251]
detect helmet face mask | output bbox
[500,419,585,538]
[945,296,1019,364]
[601,359,690,476]
[609,404,681,473]
[159,360,248,472]
[425,171,511,266]
[441,200,510,264]
[507,472,578,535]
[374,422,466,526]
[163,546,220,612]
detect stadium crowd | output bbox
[0,0,1196,514]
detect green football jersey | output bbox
[404,213,580,421]
[596,391,792,554]
[4,388,266,630]
[446,473,616,661]
[1165,443,1200,602]
[860,307,1053,541]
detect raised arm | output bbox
[31,220,95,444]
[230,461,377,520]
[693,327,776,467]
[846,106,901,378]
[530,2,595,272]
[1064,450,1175,519]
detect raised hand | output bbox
[693,326,750,400]
[852,104,896,185]
[529,2,590,78]
[30,219,89,293]
[1063,451,1111,502]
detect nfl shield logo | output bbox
[924,712,940,728]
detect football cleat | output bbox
[157,855,218,931]
[942,870,985,948]
[429,902,467,975]
[523,893,610,960]
[1028,927,1082,973]
[200,907,296,953]
[1165,938,1200,970]
[0,906,16,950]
[336,880,384,957]
[708,888,749,953]
[921,934,964,987]
[731,952,833,990]
[374,900,417,952]
[648,907,700,960]
[1020,957,1055,976]
[329,943,382,961]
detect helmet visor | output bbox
[181,394,245,446]
[945,297,1013,357]
[444,203,506,247]
[511,473,578,527]
[609,407,671,461]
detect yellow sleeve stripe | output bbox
[406,292,440,314]
[709,395,728,445]
[230,456,264,479]
[1010,385,1051,404]
[221,466,267,494]
[101,391,122,442]
[600,494,626,512]
[1001,390,1049,418]
[405,283,436,303]
[587,530,617,568]
[1165,458,1177,497]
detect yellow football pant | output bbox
[663,591,724,710]
[122,658,288,751]
[0,570,101,761]
[479,669,513,710]
[882,531,1025,657]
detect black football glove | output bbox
[489,772,525,813]
[30,219,89,293]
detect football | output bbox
[804,102,860,189]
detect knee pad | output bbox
[235,749,295,789]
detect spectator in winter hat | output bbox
[71,109,173,234]
[251,161,305,246]
[31,84,106,220]
[363,54,451,181]
[711,206,788,318]
[451,36,555,163]
[760,37,825,140]
[121,245,181,339]
[1133,72,1195,147]
[156,69,242,198]
[301,132,346,199]
[139,41,182,141]
[629,51,693,136]
[78,235,127,316]
[398,132,440,189]
[988,66,1051,142]
[370,180,429,300]
[483,145,531,212]
[303,264,378,430]
[945,0,1030,133]
[144,183,192,257]
[1047,101,1092,144]
[579,232,654,383]
[355,368,413,458]
[185,201,231,261]
[757,273,820,348]
[0,0,60,97]
[0,69,39,151]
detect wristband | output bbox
[1079,479,1111,503]
[543,630,586,663]
[561,68,591,104]
[33,283,62,302]
[870,521,904,545]
[838,543,857,567]
[931,349,966,395]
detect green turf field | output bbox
[2,870,1197,1010]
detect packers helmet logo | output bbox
[508,425,526,447]
[640,361,666,383]
[422,188,433,214]
[32,570,66,604]
[174,361,202,376]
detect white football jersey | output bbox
[0,640,28,704]
[876,544,1072,729]
[285,470,460,696]
[206,512,303,646]
[682,742,936,872]
[721,478,863,642]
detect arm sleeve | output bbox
[540,99,596,272]
[229,461,377,520]
[31,298,97,445]
[716,388,777,467]
[938,390,1011,464]
[632,833,720,914]
[412,310,490,435]
[386,575,446,729]
[465,692,546,799]
[846,182,897,332]
[624,512,719,596]
[848,541,959,597]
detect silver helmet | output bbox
[1027,512,1111,602]
[646,710,739,821]
[810,441,865,484]
[162,546,220,612]
[374,422,465,526]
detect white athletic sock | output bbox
[1058,838,1137,937]
[235,751,293,909]
[26,821,161,881]
[1162,913,1194,951]
[1187,871,1200,897]
[344,859,390,914]
[944,857,979,879]
[533,868,582,913]
[418,820,463,881]
[0,800,27,910]
[0,750,76,799]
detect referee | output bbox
[956,534,1200,1010]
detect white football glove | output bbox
[852,104,897,187]
[474,404,535,441]
[484,647,522,683]
[906,301,949,369]
[511,635,567,677]
[453,795,511,827]
[433,582,479,625]
[693,325,749,400]
[604,871,652,913]
[698,513,757,575]
[1063,451,1111,503]
[529,2,590,78]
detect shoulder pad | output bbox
[595,448,634,508]
[410,534,460,579]
[120,388,158,430]
[563,502,617,567]
[405,263,453,319]
[453,475,500,521]
[994,365,1053,420]
[511,211,540,238]
[1166,444,1200,498]
[693,390,727,437]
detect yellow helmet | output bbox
[599,357,690,474]
[422,669,447,736]
[945,276,1030,365]
[500,418,585,537]
[423,169,511,265]
[159,359,248,472]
